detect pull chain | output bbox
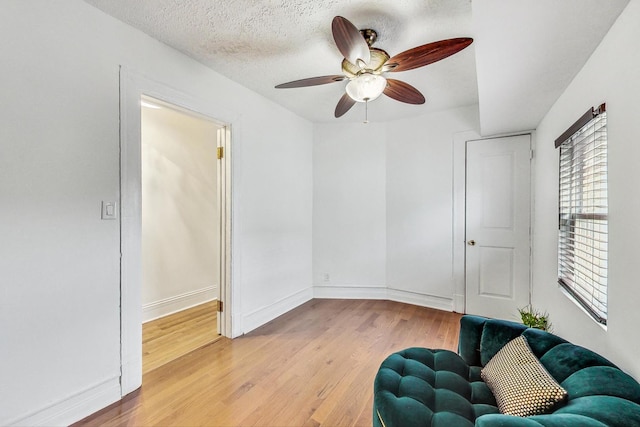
[364,99,369,124]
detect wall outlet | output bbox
[322,273,330,283]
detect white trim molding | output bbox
[142,286,217,323]
[7,377,120,427]
[453,293,466,313]
[120,66,144,396]
[119,66,237,397]
[313,285,453,312]
[313,285,387,300]
[452,130,481,315]
[452,130,534,316]
[242,287,313,334]
[386,288,453,312]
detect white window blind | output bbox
[557,104,608,324]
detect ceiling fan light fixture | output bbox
[346,73,387,103]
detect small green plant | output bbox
[518,306,552,332]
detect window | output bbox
[555,103,608,325]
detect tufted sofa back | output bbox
[459,315,640,426]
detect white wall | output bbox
[532,0,640,379]
[313,105,480,307]
[238,108,314,332]
[141,104,220,321]
[0,1,312,425]
[387,107,479,303]
[313,123,387,294]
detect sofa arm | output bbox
[458,315,488,367]
[459,315,531,367]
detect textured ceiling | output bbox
[85,0,477,123]
[85,0,629,130]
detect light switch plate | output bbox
[101,201,118,220]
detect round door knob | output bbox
[468,240,476,246]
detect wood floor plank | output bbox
[142,301,220,374]
[74,299,462,427]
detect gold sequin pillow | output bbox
[481,335,567,417]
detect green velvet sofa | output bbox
[373,315,640,427]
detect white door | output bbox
[465,134,531,320]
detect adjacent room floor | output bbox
[75,299,462,427]
[142,301,220,374]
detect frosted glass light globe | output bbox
[346,73,387,102]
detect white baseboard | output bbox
[313,285,454,312]
[7,377,121,427]
[231,311,244,339]
[142,286,217,323]
[313,285,387,300]
[453,293,465,313]
[386,288,453,311]
[242,287,313,334]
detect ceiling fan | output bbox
[275,16,473,120]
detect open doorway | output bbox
[139,96,223,374]
[119,67,233,395]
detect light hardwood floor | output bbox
[75,299,462,427]
[143,301,220,374]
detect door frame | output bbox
[452,130,534,314]
[119,66,233,396]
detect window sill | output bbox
[558,285,608,332]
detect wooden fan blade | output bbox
[383,79,425,104]
[335,93,356,118]
[332,16,370,66]
[387,38,473,73]
[275,75,345,89]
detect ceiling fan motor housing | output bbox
[359,29,377,46]
[342,48,390,77]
